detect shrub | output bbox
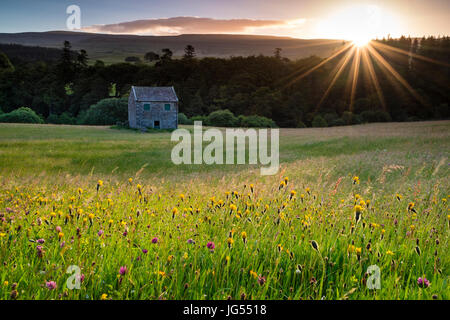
[360,110,392,123]
[238,115,276,128]
[330,118,346,126]
[311,115,328,128]
[178,113,193,125]
[297,121,306,128]
[80,98,128,125]
[323,112,339,125]
[206,109,238,127]
[0,107,43,124]
[342,111,361,125]
[46,112,76,125]
[190,115,207,123]
[58,112,76,125]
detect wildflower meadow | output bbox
[0,121,448,300]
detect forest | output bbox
[0,36,448,128]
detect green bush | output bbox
[342,111,361,125]
[0,107,43,124]
[190,115,207,123]
[80,98,128,125]
[297,121,306,128]
[359,110,392,123]
[47,112,76,125]
[206,109,238,127]
[330,118,346,126]
[323,112,339,125]
[238,115,276,128]
[178,113,193,125]
[311,115,328,127]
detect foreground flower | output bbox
[257,276,266,286]
[101,293,108,300]
[417,277,430,288]
[119,266,127,276]
[46,281,57,290]
[152,237,158,244]
[206,241,215,250]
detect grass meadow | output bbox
[0,121,448,300]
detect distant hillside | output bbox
[0,31,346,63]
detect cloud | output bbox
[82,16,306,36]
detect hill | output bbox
[0,31,346,63]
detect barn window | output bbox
[144,103,150,111]
[164,103,171,111]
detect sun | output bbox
[352,35,371,47]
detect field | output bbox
[0,121,449,300]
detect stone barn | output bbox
[128,86,179,129]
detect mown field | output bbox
[0,121,448,300]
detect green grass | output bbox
[0,121,448,300]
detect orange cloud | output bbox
[82,16,306,36]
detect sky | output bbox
[0,0,449,39]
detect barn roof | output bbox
[131,86,178,102]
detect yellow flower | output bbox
[241,231,247,240]
[355,247,362,255]
[0,233,6,238]
[172,207,178,215]
[167,255,174,262]
[410,225,415,231]
[88,213,95,219]
[230,204,237,211]
[179,194,185,200]
[249,270,258,279]
[128,178,133,183]
[386,250,394,256]
[58,232,64,239]
[352,176,360,184]
[227,237,234,247]
[101,293,108,300]
[3,280,9,286]
[77,188,83,194]
[354,205,363,213]
[97,180,103,187]
[348,244,355,253]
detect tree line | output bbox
[0,35,448,127]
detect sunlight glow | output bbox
[315,4,401,42]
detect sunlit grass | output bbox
[0,121,448,300]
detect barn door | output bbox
[154,120,160,129]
